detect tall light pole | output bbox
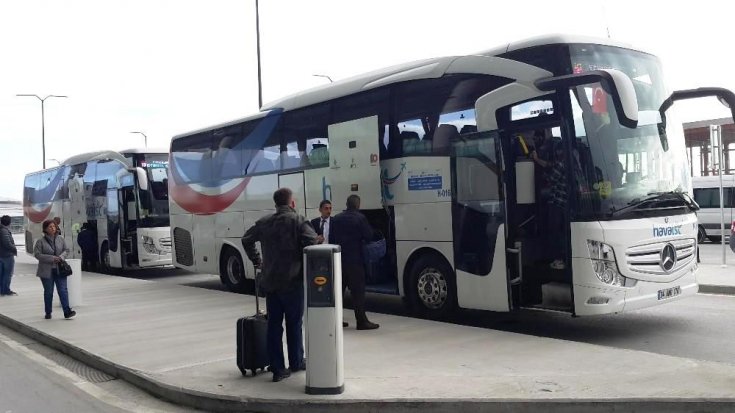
[255,0,263,109]
[130,131,148,148]
[16,94,68,169]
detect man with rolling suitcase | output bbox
[242,188,317,382]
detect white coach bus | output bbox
[23,149,172,272]
[169,34,735,317]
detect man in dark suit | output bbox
[310,200,332,245]
[330,195,379,330]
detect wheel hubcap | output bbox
[227,256,243,284]
[416,267,447,309]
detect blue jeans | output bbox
[0,256,14,295]
[265,287,304,373]
[40,275,71,316]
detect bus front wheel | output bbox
[408,254,457,319]
[220,247,251,293]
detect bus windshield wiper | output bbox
[609,191,696,217]
[646,191,700,211]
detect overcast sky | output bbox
[1,0,733,200]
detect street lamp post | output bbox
[16,94,68,169]
[130,131,148,148]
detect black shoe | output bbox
[44,314,51,320]
[342,321,349,328]
[272,369,291,382]
[289,359,306,373]
[64,310,76,319]
[356,320,380,330]
[7,291,17,296]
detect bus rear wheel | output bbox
[220,247,251,293]
[408,254,457,319]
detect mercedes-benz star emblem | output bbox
[660,243,677,272]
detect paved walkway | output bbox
[1,255,734,412]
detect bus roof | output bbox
[172,34,643,141]
[61,150,131,167]
[477,34,638,56]
[260,54,549,112]
[119,148,169,155]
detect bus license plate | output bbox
[657,286,681,300]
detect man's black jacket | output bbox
[241,205,317,293]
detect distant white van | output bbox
[692,175,735,242]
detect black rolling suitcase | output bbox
[236,272,269,376]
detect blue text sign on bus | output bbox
[408,175,442,191]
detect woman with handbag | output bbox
[33,219,76,320]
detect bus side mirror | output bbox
[535,69,639,129]
[134,167,149,191]
[659,87,735,123]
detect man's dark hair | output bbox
[0,215,10,226]
[346,195,361,210]
[319,199,332,209]
[273,187,293,207]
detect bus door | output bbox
[450,130,510,312]
[497,97,572,311]
[326,116,382,209]
[120,187,138,266]
[119,173,139,267]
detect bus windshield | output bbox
[139,154,170,226]
[567,45,690,220]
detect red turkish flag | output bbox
[593,87,607,114]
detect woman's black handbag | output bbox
[57,261,73,277]
[45,237,73,277]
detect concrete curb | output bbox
[699,284,735,295]
[3,313,735,412]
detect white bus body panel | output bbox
[193,215,216,274]
[394,202,452,243]
[137,227,173,268]
[571,214,699,316]
[279,172,306,217]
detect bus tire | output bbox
[698,226,707,244]
[408,254,457,319]
[219,247,251,293]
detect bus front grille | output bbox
[173,228,193,266]
[625,238,696,275]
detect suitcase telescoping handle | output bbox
[254,267,262,315]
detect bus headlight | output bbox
[587,240,626,287]
[142,235,161,254]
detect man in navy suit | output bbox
[330,195,379,330]
[310,200,332,245]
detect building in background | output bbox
[684,117,735,177]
